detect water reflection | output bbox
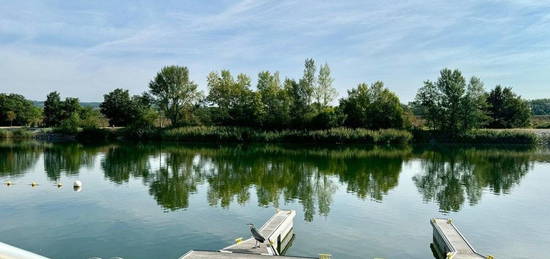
[1,141,546,219]
[412,146,534,212]
[0,141,41,177]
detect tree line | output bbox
[0,59,534,134]
[98,58,408,130]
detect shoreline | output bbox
[2,126,549,146]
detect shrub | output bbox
[54,114,80,134]
[412,129,538,145]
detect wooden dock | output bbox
[180,251,317,259]
[430,218,489,259]
[180,209,319,259]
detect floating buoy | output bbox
[4,181,13,186]
[73,180,82,188]
[55,182,63,188]
[73,186,82,192]
[30,182,39,187]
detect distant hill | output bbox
[32,101,101,108]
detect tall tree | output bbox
[298,58,316,106]
[314,63,337,108]
[415,69,481,133]
[43,91,63,127]
[0,94,40,126]
[207,70,264,126]
[62,97,81,121]
[100,88,133,127]
[257,71,291,128]
[461,77,490,130]
[6,111,15,127]
[149,66,201,126]
[487,86,531,128]
[340,81,405,129]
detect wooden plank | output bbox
[431,218,486,259]
[180,250,317,259]
[222,210,295,255]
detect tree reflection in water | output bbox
[1,141,543,220]
[100,144,410,221]
[0,141,42,177]
[412,146,535,212]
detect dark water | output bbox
[1,141,549,259]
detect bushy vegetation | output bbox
[0,94,42,126]
[0,128,34,139]
[529,99,550,115]
[413,129,538,145]
[133,126,412,145]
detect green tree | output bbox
[340,81,405,129]
[461,77,490,130]
[207,70,265,126]
[487,86,531,128]
[6,111,15,126]
[79,107,103,129]
[257,71,292,128]
[149,66,201,126]
[100,88,133,126]
[0,93,40,126]
[299,58,316,106]
[128,93,159,129]
[43,91,63,127]
[62,97,81,120]
[314,63,337,108]
[415,69,487,133]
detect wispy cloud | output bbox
[0,0,549,101]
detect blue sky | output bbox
[1,0,549,102]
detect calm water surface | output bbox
[1,141,549,259]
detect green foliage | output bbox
[314,63,337,108]
[310,107,344,129]
[0,93,41,126]
[299,58,316,106]
[100,88,133,126]
[0,129,34,139]
[55,113,80,134]
[79,107,103,129]
[340,81,406,129]
[462,77,490,129]
[44,92,88,128]
[157,126,412,144]
[149,65,202,126]
[529,99,550,115]
[415,69,489,133]
[412,129,538,145]
[207,70,265,126]
[257,71,292,128]
[487,86,531,128]
[43,91,63,127]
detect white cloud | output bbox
[0,0,549,102]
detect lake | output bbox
[1,141,549,259]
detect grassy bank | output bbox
[3,126,545,146]
[0,128,35,139]
[125,126,413,145]
[412,129,539,145]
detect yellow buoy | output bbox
[30,182,39,187]
[4,181,13,186]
